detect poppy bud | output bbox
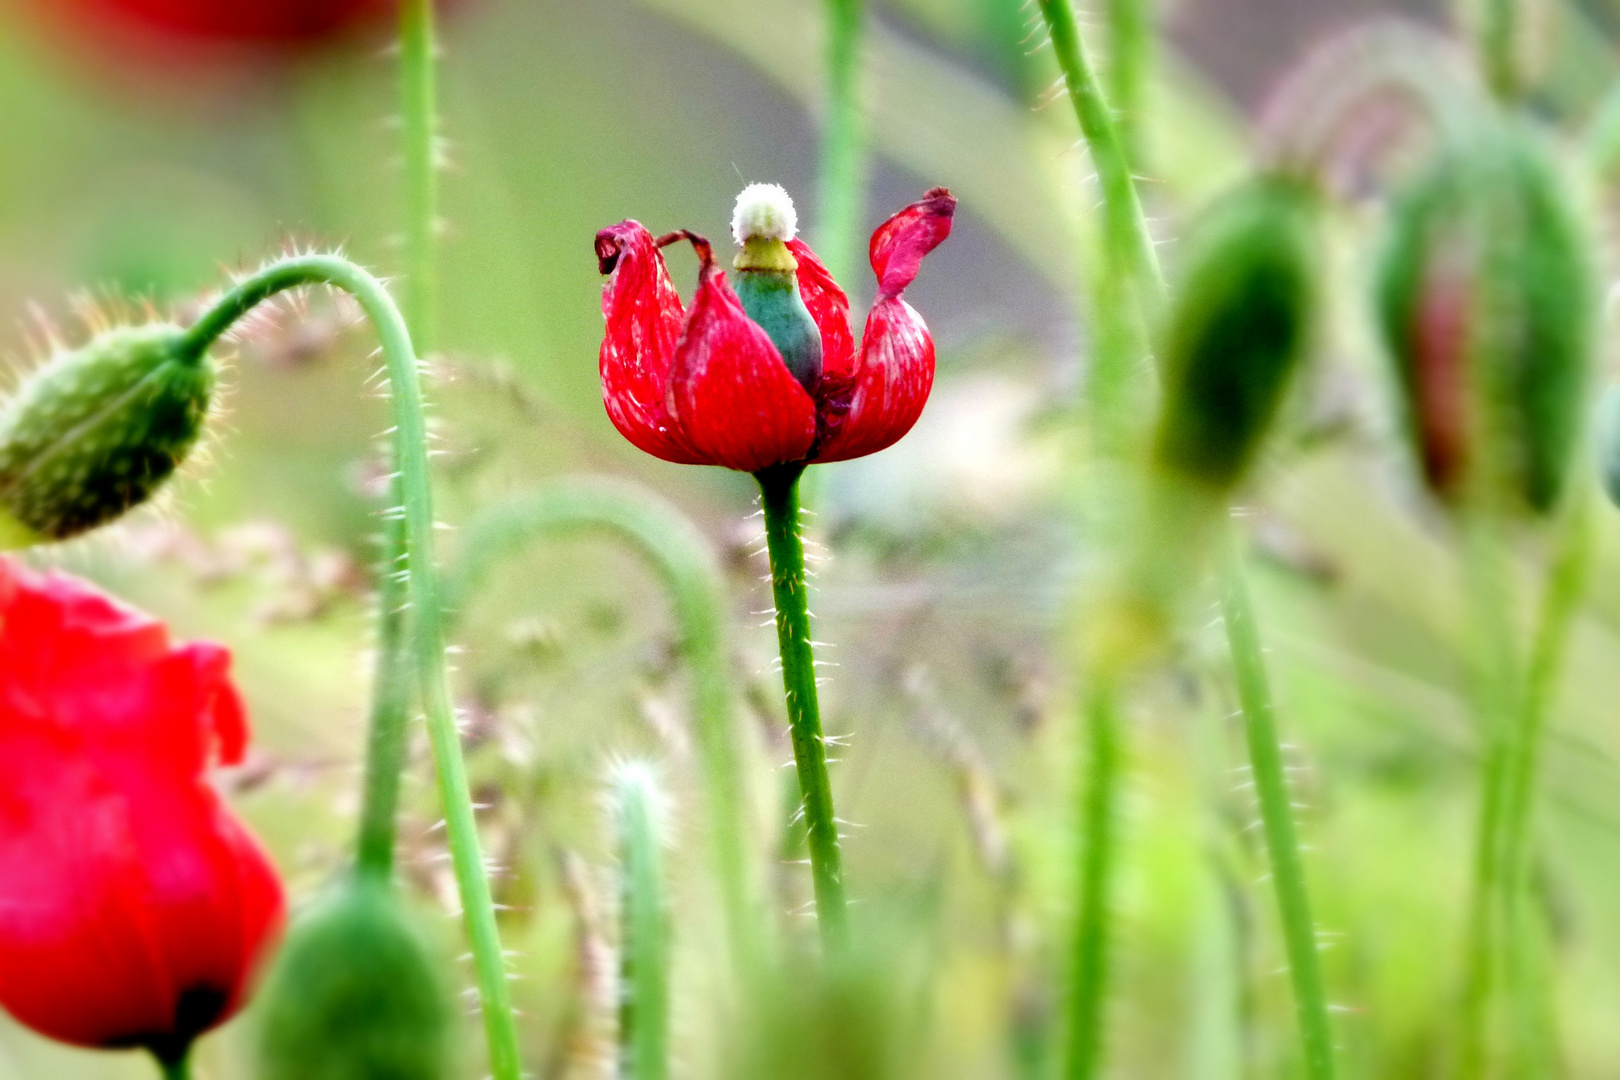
[0,322,214,545]
[257,877,456,1080]
[1376,128,1595,514]
[1153,176,1318,493]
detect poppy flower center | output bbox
[730,185,822,393]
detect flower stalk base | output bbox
[757,463,849,947]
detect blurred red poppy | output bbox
[0,559,283,1065]
[34,0,396,49]
[594,188,956,473]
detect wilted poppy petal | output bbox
[667,236,816,472]
[812,190,955,462]
[596,221,705,465]
[869,188,956,299]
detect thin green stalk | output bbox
[817,0,865,285]
[157,1054,189,1080]
[1035,0,1164,315]
[447,481,761,970]
[400,0,439,349]
[1496,492,1593,1071]
[1063,681,1123,1080]
[613,763,670,1080]
[1104,0,1152,168]
[1456,511,1524,1080]
[1218,530,1336,1080]
[181,254,523,1080]
[1481,0,1518,102]
[354,0,440,879]
[756,463,848,947]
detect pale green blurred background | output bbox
[2,0,1620,1076]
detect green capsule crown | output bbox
[0,322,213,544]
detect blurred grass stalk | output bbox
[1036,1,1336,1077]
[816,0,864,285]
[447,481,762,972]
[1459,491,1593,1076]
[612,763,671,1080]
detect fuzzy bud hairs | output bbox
[731,183,797,245]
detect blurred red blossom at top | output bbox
[0,558,283,1065]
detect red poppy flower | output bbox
[32,0,396,50]
[0,559,284,1065]
[594,185,956,473]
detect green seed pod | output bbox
[258,878,456,1080]
[0,323,213,543]
[1376,127,1595,514]
[1152,176,1318,493]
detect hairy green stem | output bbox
[1063,681,1122,1080]
[614,765,670,1080]
[756,463,848,947]
[182,254,522,1080]
[446,481,760,969]
[817,0,865,285]
[1035,0,1164,313]
[1104,0,1152,167]
[1218,531,1336,1080]
[354,0,440,879]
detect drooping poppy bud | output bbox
[1153,176,1318,494]
[0,558,283,1066]
[258,877,455,1080]
[1377,127,1595,514]
[0,322,215,546]
[594,185,955,473]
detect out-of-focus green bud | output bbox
[1377,127,1595,514]
[1153,176,1318,494]
[258,877,455,1080]
[0,323,213,544]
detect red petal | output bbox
[668,239,816,472]
[0,559,284,1055]
[785,238,856,379]
[596,221,705,465]
[812,190,955,462]
[869,187,956,299]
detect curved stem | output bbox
[1218,530,1336,1080]
[1063,681,1122,1080]
[756,463,848,947]
[614,765,670,1080]
[447,480,760,969]
[355,0,442,882]
[182,254,523,1080]
[817,0,865,285]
